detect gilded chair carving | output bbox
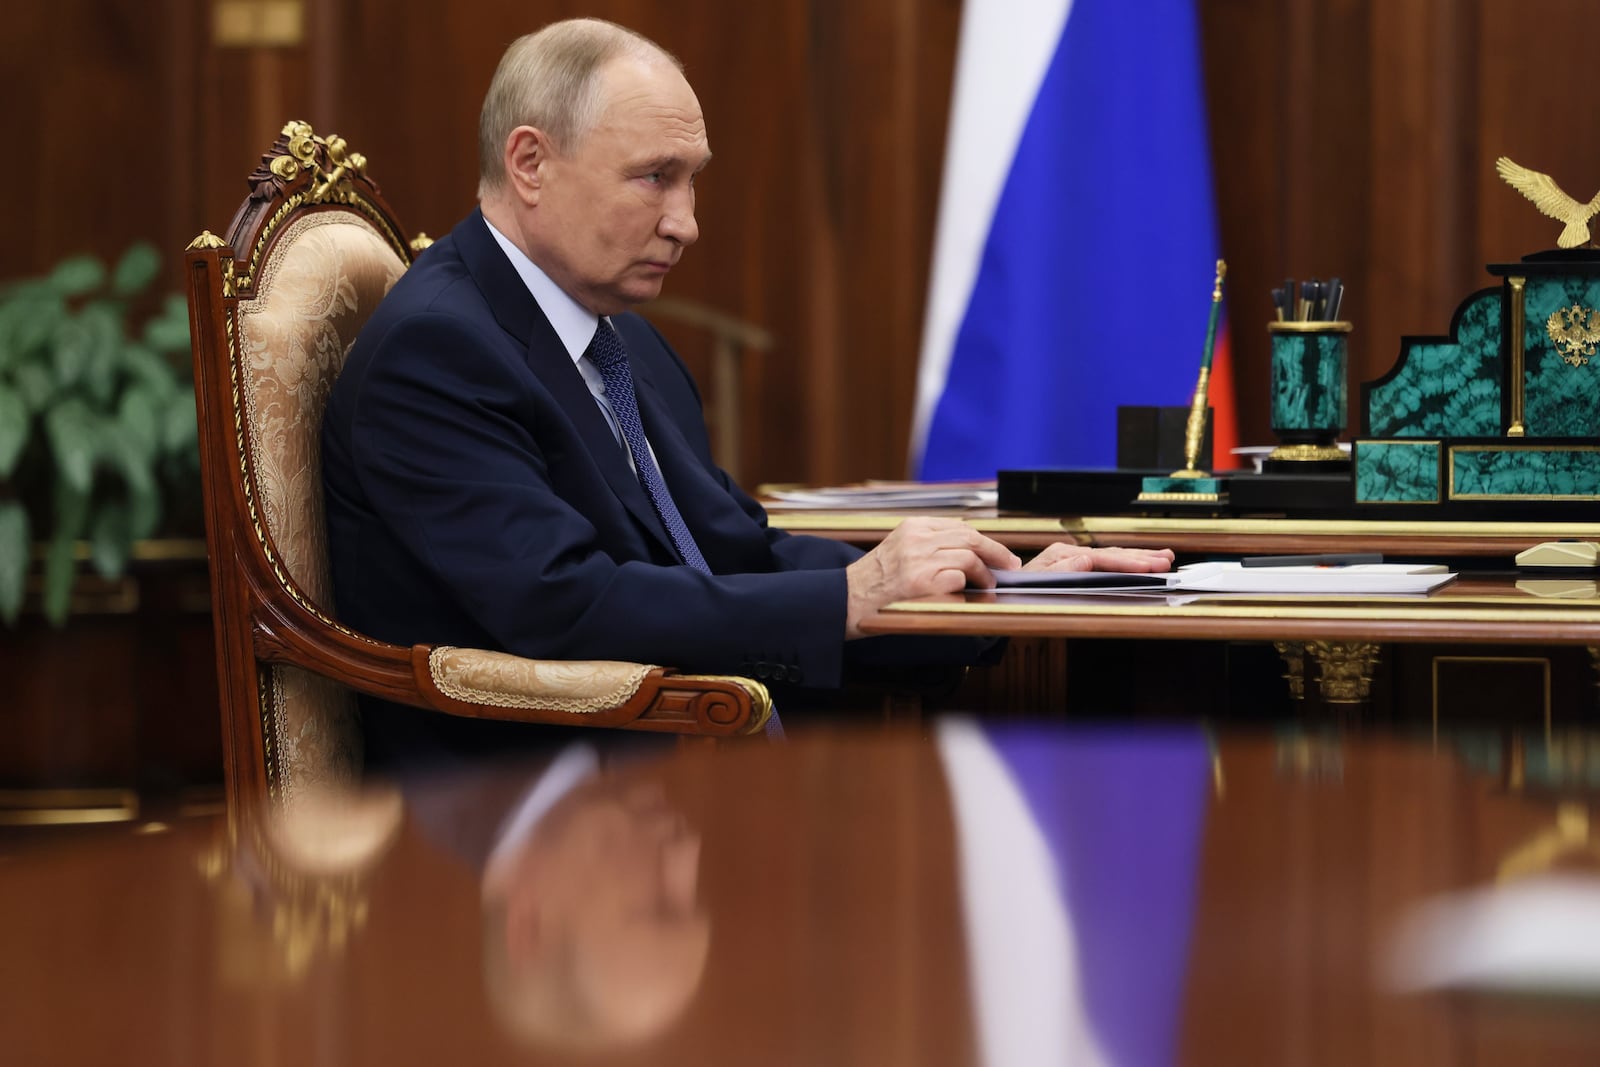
[184,121,769,810]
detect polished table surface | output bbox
[860,573,1600,646]
[770,509,1600,560]
[4,723,1599,1065]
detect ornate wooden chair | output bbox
[183,121,770,811]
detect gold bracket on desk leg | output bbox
[1509,276,1527,437]
[1274,640,1307,702]
[1308,641,1382,704]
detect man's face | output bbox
[488,776,710,1047]
[529,57,710,316]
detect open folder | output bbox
[988,561,1457,595]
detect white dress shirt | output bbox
[484,219,662,473]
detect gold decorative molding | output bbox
[228,121,404,304]
[188,230,226,251]
[1273,640,1307,701]
[1508,276,1527,436]
[263,121,369,207]
[1304,640,1380,704]
[1267,443,1349,463]
[0,788,139,827]
[1497,802,1600,882]
[200,787,402,984]
[1274,734,1344,782]
[213,0,305,48]
[408,233,434,254]
[1546,303,1600,367]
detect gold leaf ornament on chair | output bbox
[1496,156,1600,249]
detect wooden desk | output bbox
[5,729,1597,1065]
[770,509,1600,561]
[861,575,1600,646]
[860,574,1600,717]
[775,510,1600,717]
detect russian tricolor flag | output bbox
[912,0,1237,480]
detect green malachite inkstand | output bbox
[1267,320,1352,474]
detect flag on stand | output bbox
[911,0,1238,480]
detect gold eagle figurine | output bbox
[1496,157,1600,249]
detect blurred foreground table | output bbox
[3,724,1598,1065]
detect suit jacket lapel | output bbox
[453,211,675,555]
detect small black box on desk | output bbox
[998,468,1172,514]
[1117,405,1212,471]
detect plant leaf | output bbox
[43,479,90,628]
[117,385,162,460]
[42,531,76,627]
[126,470,161,540]
[51,316,92,388]
[89,500,133,579]
[48,256,106,298]
[122,342,179,398]
[11,291,66,358]
[0,383,28,479]
[14,363,55,412]
[43,398,98,493]
[101,423,161,539]
[111,243,161,297]
[162,392,198,454]
[0,500,27,626]
[53,475,90,539]
[142,294,193,354]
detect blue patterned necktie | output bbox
[587,319,784,739]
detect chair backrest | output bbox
[186,121,420,806]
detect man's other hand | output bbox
[1021,543,1176,574]
[844,518,1019,638]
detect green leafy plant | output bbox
[0,243,198,626]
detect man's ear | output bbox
[504,126,549,206]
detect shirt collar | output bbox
[483,217,599,364]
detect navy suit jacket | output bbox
[324,211,985,764]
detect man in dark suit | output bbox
[322,18,1172,767]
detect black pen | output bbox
[1240,553,1384,568]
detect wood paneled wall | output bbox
[8,0,1600,487]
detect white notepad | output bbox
[988,561,1456,596]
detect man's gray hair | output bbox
[477,18,682,196]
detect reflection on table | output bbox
[4,724,1600,1065]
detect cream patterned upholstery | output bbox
[234,213,407,800]
[428,648,658,711]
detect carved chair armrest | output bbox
[416,646,772,737]
[249,593,769,737]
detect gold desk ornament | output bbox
[1546,303,1600,366]
[1137,260,1227,504]
[1496,157,1600,250]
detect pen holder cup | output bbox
[1267,320,1351,468]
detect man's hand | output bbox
[1021,543,1175,573]
[844,518,1020,637]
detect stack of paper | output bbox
[989,561,1456,596]
[765,481,997,510]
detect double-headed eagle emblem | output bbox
[1496,157,1600,249]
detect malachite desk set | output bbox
[1006,158,1600,520]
